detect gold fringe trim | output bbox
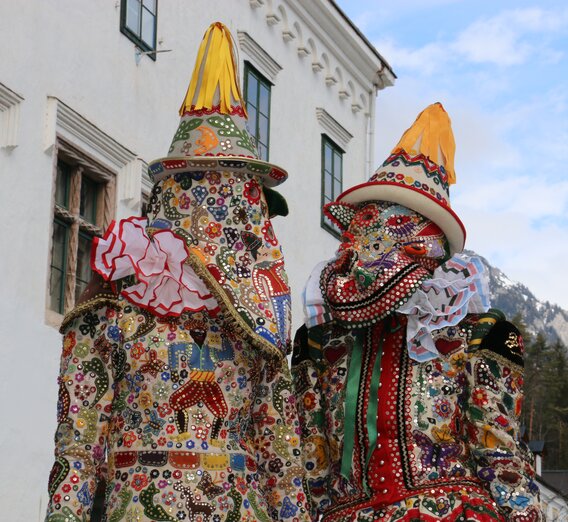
[179,22,247,118]
[60,294,122,333]
[392,102,456,184]
[186,250,285,361]
[60,261,285,361]
[477,347,524,374]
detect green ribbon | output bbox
[364,335,383,493]
[340,331,364,479]
[339,318,402,489]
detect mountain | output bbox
[468,250,568,347]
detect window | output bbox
[321,135,344,238]
[244,63,272,161]
[120,0,157,57]
[49,143,115,315]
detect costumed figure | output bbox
[292,103,542,521]
[46,22,309,522]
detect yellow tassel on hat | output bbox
[179,22,247,117]
[392,102,456,184]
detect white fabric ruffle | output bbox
[92,217,219,317]
[397,253,490,361]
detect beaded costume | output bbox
[292,105,542,521]
[46,23,309,522]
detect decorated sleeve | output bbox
[465,310,543,521]
[46,302,121,521]
[248,354,311,522]
[291,325,331,521]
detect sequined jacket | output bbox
[46,293,310,522]
[292,310,542,521]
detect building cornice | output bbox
[285,0,395,89]
[237,31,283,83]
[246,0,394,116]
[0,82,24,150]
[316,107,353,150]
[44,97,151,204]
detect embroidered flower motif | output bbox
[472,387,489,407]
[219,139,233,151]
[122,431,137,448]
[232,206,248,224]
[243,179,261,204]
[131,473,149,491]
[152,381,169,401]
[434,497,450,516]
[249,208,263,225]
[178,193,191,210]
[74,384,91,401]
[205,222,223,239]
[92,217,219,317]
[450,352,467,372]
[205,172,221,185]
[218,184,233,198]
[157,403,172,418]
[433,398,452,418]
[130,342,145,360]
[268,458,283,473]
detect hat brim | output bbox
[149,156,288,187]
[336,180,466,254]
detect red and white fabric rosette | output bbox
[91,216,219,317]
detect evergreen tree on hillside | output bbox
[517,314,568,470]
[546,340,568,468]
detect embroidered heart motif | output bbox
[191,185,208,205]
[435,339,463,355]
[324,344,347,364]
[207,205,228,221]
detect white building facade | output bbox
[0,1,394,520]
[540,483,568,521]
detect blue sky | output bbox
[336,0,568,309]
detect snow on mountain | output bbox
[466,250,568,347]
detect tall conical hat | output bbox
[148,22,287,188]
[332,103,466,254]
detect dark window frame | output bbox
[49,217,70,315]
[48,144,115,315]
[120,0,158,60]
[321,134,344,239]
[243,62,272,162]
